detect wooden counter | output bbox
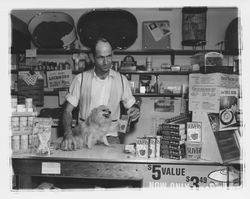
[12,144,241,189]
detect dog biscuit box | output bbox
[136,137,149,158]
[187,122,202,143]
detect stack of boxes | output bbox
[158,123,186,160]
[11,98,38,153]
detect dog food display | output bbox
[136,136,161,158]
[158,123,187,160]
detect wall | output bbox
[11,8,238,143]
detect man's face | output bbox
[94,41,113,73]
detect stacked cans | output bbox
[136,136,161,158]
[158,123,186,160]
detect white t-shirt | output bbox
[90,73,112,111]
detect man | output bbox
[61,38,140,151]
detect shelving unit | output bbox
[11,48,239,99]
[114,49,239,65]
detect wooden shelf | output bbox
[11,90,66,96]
[120,71,192,75]
[11,47,90,55]
[114,49,239,56]
[11,48,239,56]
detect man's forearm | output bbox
[62,110,73,136]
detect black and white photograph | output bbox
[2,0,250,198]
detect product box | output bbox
[187,122,202,143]
[136,137,149,158]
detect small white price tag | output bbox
[41,162,61,174]
[26,49,37,57]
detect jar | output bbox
[146,56,152,71]
[12,135,20,151]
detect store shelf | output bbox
[114,49,239,65]
[120,71,192,75]
[11,47,90,55]
[132,93,183,98]
[113,49,239,56]
[11,90,66,96]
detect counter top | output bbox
[12,144,238,166]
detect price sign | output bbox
[142,164,238,188]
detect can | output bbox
[20,116,28,131]
[20,134,29,150]
[28,117,34,130]
[11,117,20,131]
[17,104,26,112]
[12,135,20,151]
[11,98,17,108]
[25,98,33,108]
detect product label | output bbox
[41,162,61,174]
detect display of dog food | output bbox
[136,136,161,158]
[158,123,186,160]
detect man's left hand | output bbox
[127,106,140,122]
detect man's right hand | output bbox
[60,133,77,151]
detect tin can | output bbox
[28,117,34,130]
[17,104,26,112]
[12,135,20,151]
[20,116,28,131]
[20,134,28,150]
[11,98,17,109]
[25,98,33,108]
[11,117,20,131]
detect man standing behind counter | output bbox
[61,38,140,151]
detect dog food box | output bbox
[136,137,149,158]
[186,142,202,160]
[187,122,202,143]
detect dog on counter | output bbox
[73,105,112,149]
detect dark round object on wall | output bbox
[224,17,239,50]
[77,9,138,50]
[28,12,77,49]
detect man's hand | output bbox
[60,133,77,151]
[127,106,140,122]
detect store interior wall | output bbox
[11,8,238,143]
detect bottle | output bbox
[146,56,152,71]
